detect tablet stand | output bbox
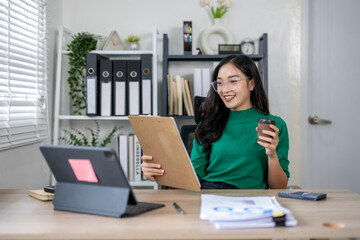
[53,182,136,217]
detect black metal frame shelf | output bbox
[162,33,268,117]
[167,54,264,61]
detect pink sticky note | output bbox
[68,159,99,183]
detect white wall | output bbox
[0,0,302,188]
[60,0,302,186]
[0,0,62,189]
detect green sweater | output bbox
[191,107,289,189]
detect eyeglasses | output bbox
[211,79,245,92]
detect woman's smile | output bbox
[223,94,235,101]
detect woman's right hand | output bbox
[140,155,164,181]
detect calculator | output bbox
[278,190,327,201]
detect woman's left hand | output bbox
[256,124,279,157]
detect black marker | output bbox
[173,202,185,214]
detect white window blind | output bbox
[0,0,48,150]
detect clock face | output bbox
[241,42,255,55]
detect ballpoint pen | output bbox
[173,202,185,214]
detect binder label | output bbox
[129,81,139,115]
[101,81,112,116]
[115,81,126,115]
[142,79,151,114]
[86,77,97,114]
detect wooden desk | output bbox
[0,189,359,239]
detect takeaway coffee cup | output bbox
[257,117,276,142]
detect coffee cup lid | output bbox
[258,117,276,125]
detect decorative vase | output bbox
[199,18,235,55]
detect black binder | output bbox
[99,59,112,116]
[39,145,164,218]
[140,54,152,114]
[127,60,141,115]
[86,53,107,116]
[112,60,127,116]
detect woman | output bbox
[141,55,289,189]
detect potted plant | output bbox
[59,121,122,147]
[125,34,140,50]
[203,0,232,19]
[67,32,99,115]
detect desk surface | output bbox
[0,189,360,239]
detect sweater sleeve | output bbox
[190,138,209,182]
[275,117,290,178]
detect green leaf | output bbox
[59,121,122,147]
[211,6,216,18]
[100,126,121,147]
[66,32,99,115]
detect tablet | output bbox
[40,145,164,217]
[128,115,201,191]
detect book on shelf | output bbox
[134,135,142,182]
[118,133,149,183]
[128,134,134,181]
[167,74,194,116]
[201,68,211,97]
[193,68,212,98]
[167,74,174,115]
[213,62,219,72]
[118,134,128,178]
[172,78,178,115]
[200,194,297,229]
[184,79,194,116]
[141,167,148,181]
[181,76,191,116]
[175,75,183,115]
[193,68,202,97]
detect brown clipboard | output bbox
[128,115,201,191]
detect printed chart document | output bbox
[200,194,297,229]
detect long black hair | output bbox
[195,55,269,152]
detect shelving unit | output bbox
[162,33,268,117]
[53,26,159,189]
